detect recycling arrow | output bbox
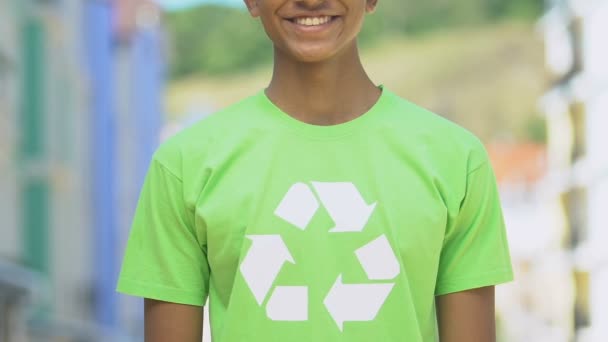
[239,235,295,305]
[355,234,400,280]
[311,182,377,233]
[266,286,308,321]
[323,275,395,331]
[274,182,320,230]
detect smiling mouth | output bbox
[288,16,338,27]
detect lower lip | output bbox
[285,17,339,34]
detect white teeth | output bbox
[294,16,331,26]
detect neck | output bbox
[266,41,381,126]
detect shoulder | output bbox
[382,89,489,172]
[152,93,264,176]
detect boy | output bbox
[117,0,514,341]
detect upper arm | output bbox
[435,286,495,342]
[117,154,210,305]
[435,158,513,296]
[145,299,204,342]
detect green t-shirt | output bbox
[117,87,513,341]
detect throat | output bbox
[267,47,381,126]
[265,83,382,126]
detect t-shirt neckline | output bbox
[258,85,391,139]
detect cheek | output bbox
[340,13,366,42]
[255,3,281,35]
[258,15,284,44]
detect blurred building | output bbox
[540,0,608,341]
[489,142,577,342]
[0,0,164,340]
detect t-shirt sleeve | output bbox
[435,156,514,296]
[116,155,210,306]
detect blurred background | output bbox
[0,0,606,341]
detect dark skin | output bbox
[145,1,496,341]
[436,286,496,342]
[144,299,203,342]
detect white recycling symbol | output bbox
[239,182,401,331]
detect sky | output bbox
[157,0,245,11]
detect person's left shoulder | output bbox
[381,89,489,171]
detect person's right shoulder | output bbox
[152,93,262,176]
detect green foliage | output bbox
[166,0,545,78]
[486,0,546,20]
[166,5,272,77]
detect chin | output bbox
[286,44,341,64]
